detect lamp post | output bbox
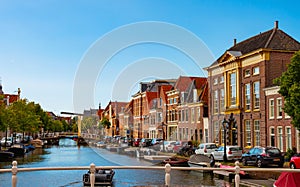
[161,122,166,152]
[222,118,228,162]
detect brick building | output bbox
[205,21,300,151]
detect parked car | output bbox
[290,153,300,169]
[172,141,189,153]
[133,138,141,147]
[140,138,152,147]
[211,146,243,161]
[160,141,176,152]
[241,146,284,168]
[1,137,13,147]
[151,138,163,145]
[195,143,218,157]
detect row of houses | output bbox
[98,21,300,152]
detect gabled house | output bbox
[205,21,300,150]
[132,79,176,138]
[102,101,128,137]
[166,76,207,141]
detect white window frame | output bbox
[269,99,274,119]
[244,69,251,77]
[220,88,225,112]
[277,98,282,119]
[197,107,200,122]
[245,83,251,111]
[278,127,283,151]
[229,72,237,106]
[254,120,260,146]
[270,127,275,147]
[191,108,195,123]
[253,66,260,75]
[253,81,260,110]
[286,126,292,151]
[245,120,251,146]
[213,90,219,113]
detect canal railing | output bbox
[1,160,300,187]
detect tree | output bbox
[100,118,111,129]
[274,51,300,129]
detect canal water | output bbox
[0,139,232,187]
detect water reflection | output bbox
[0,138,233,187]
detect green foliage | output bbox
[274,51,300,129]
[285,147,297,161]
[100,118,111,129]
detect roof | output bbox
[174,76,205,92]
[207,22,300,68]
[228,28,300,55]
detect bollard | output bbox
[234,161,240,187]
[165,163,171,187]
[11,161,18,187]
[90,163,96,187]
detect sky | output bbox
[0,0,299,115]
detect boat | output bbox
[8,145,26,157]
[188,154,213,173]
[31,139,43,148]
[83,169,115,186]
[0,151,14,162]
[163,157,189,167]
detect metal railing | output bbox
[1,160,300,187]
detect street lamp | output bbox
[222,118,228,162]
[161,122,166,152]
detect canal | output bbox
[0,139,232,187]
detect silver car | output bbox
[211,146,243,161]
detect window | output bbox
[169,98,173,104]
[254,120,260,146]
[245,83,251,111]
[229,72,237,106]
[193,89,197,103]
[213,90,218,113]
[174,97,177,104]
[191,108,195,123]
[157,112,162,123]
[197,107,200,122]
[245,120,251,146]
[270,127,275,147]
[253,66,260,75]
[286,127,292,151]
[181,110,184,122]
[181,92,185,103]
[253,81,260,109]
[244,69,251,77]
[277,98,282,118]
[278,127,283,151]
[214,121,219,144]
[220,89,225,112]
[269,99,274,119]
[185,109,189,122]
[213,78,218,85]
[220,76,224,83]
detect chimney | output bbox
[274,21,278,29]
[234,38,237,46]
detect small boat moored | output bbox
[0,151,14,162]
[188,154,213,173]
[83,169,115,186]
[163,157,189,167]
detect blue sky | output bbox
[0,0,299,114]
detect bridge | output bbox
[1,161,299,187]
